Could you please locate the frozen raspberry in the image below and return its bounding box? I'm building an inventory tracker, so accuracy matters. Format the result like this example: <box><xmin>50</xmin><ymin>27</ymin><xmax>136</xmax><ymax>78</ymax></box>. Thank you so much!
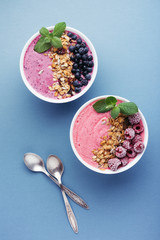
<box><xmin>126</xmin><ymin>148</ymin><xmax>136</xmax><ymax>158</ymax></box>
<box><xmin>115</xmin><ymin>146</ymin><xmax>127</xmax><ymax>158</ymax></box>
<box><xmin>128</xmin><ymin>112</ymin><xmax>141</xmax><ymax>125</ymax></box>
<box><xmin>133</xmin><ymin>123</ymin><xmax>144</xmax><ymax>134</ymax></box>
<box><xmin>121</xmin><ymin>157</ymin><xmax>129</xmax><ymax>166</ymax></box>
<box><xmin>124</xmin><ymin>128</ymin><xmax>135</xmax><ymax>140</ymax></box>
<box><xmin>134</xmin><ymin>141</ymin><xmax>145</xmax><ymax>153</ymax></box>
<box><xmin>132</xmin><ymin>135</ymin><xmax>143</xmax><ymax>145</ymax></box>
<box><xmin>122</xmin><ymin>140</ymin><xmax>132</xmax><ymax>150</ymax></box>
<box><xmin>108</xmin><ymin>158</ymin><xmax>121</xmax><ymax>171</ymax></box>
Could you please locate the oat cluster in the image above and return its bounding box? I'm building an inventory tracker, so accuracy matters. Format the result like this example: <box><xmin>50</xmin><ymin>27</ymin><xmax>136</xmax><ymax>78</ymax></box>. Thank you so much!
<box><xmin>47</xmin><ymin>33</ymin><xmax>76</xmax><ymax>99</ymax></box>
<box><xmin>92</xmin><ymin>114</ymin><xmax>129</xmax><ymax>169</ymax></box>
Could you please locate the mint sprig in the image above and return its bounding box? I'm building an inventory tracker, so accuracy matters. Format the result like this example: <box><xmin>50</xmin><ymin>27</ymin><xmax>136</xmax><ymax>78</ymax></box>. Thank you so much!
<box><xmin>93</xmin><ymin>96</ymin><xmax>138</xmax><ymax>119</ymax></box>
<box><xmin>34</xmin><ymin>22</ymin><xmax>66</xmax><ymax>53</ymax></box>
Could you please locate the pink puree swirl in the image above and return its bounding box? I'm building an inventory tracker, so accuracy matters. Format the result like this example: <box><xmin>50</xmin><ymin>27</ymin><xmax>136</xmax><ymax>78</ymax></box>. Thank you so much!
<box><xmin>72</xmin><ymin>99</ymin><xmax>145</xmax><ymax>169</ymax></box>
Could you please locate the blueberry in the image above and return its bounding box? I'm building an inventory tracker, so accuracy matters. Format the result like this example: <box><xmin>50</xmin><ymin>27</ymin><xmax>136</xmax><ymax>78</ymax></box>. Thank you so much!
<box><xmin>81</xmin><ymin>79</ymin><xmax>88</xmax><ymax>86</ymax></box>
<box><xmin>78</xmin><ymin>61</ymin><xmax>83</xmax><ymax>67</ymax></box>
<box><xmin>70</xmin><ymin>56</ymin><xmax>75</xmax><ymax>61</ymax></box>
<box><xmin>88</xmin><ymin>61</ymin><xmax>94</xmax><ymax>67</ymax></box>
<box><xmin>77</xmin><ymin>38</ymin><xmax>82</xmax><ymax>44</ymax></box>
<box><xmin>75</xmin><ymin>68</ymin><xmax>80</xmax><ymax>72</ymax></box>
<box><xmin>69</xmin><ymin>45</ymin><xmax>75</xmax><ymax>52</ymax></box>
<box><xmin>87</xmin><ymin>67</ymin><xmax>92</xmax><ymax>73</ymax></box>
<box><xmin>82</xmin><ymin>65</ymin><xmax>87</xmax><ymax>70</ymax></box>
<box><xmin>71</xmin><ymin>69</ymin><xmax>76</xmax><ymax>74</ymax></box>
<box><xmin>79</xmin><ymin>77</ymin><xmax>83</xmax><ymax>81</ymax></box>
<box><xmin>84</xmin><ymin>47</ymin><xmax>89</xmax><ymax>54</ymax></box>
<box><xmin>81</xmin><ymin>42</ymin><xmax>86</xmax><ymax>48</ymax></box>
<box><xmin>74</xmin><ymin>49</ymin><xmax>78</xmax><ymax>54</ymax></box>
<box><xmin>83</xmin><ymin>60</ymin><xmax>88</xmax><ymax>65</ymax></box>
<box><xmin>73</xmin><ymin>80</ymin><xmax>80</xmax><ymax>87</ymax></box>
<box><xmin>67</xmin><ymin>32</ymin><xmax>73</xmax><ymax>37</ymax></box>
<box><xmin>75</xmin><ymin>44</ymin><xmax>81</xmax><ymax>49</ymax></box>
<box><xmin>83</xmin><ymin>70</ymin><xmax>88</xmax><ymax>76</ymax></box>
<box><xmin>75</xmin><ymin>87</ymin><xmax>81</xmax><ymax>93</ymax></box>
<box><xmin>85</xmin><ymin>74</ymin><xmax>91</xmax><ymax>80</ymax></box>
<box><xmin>75</xmin><ymin>72</ymin><xmax>81</xmax><ymax>79</ymax></box>
<box><xmin>73</xmin><ymin>63</ymin><xmax>78</xmax><ymax>69</ymax></box>
<box><xmin>79</xmin><ymin>48</ymin><xmax>85</xmax><ymax>55</ymax></box>
<box><xmin>88</xmin><ymin>55</ymin><xmax>93</xmax><ymax>61</ymax></box>
<box><xmin>82</xmin><ymin>54</ymin><xmax>88</xmax><ymax>60</ymax></box>
<box><xmin>72</xmin><ymin>34</ymin><xmax>77</xmax><ymax>40</ymax></box>
<box><xmin>75</xmin><ymin>53</ymin><xmax>81</xmax><ymax>59</ymax></box>
<box><xmin>74</xmin><ymin>58</ymin><xmax>79</xmax><ymax>63</ymax></box>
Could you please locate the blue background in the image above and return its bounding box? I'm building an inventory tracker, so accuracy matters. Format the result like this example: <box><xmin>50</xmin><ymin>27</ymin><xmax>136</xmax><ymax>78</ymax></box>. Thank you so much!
<box><xmin>0</xmin><ymin>0</ymin><xmax>159</xmax><ymax>239</ymax></box>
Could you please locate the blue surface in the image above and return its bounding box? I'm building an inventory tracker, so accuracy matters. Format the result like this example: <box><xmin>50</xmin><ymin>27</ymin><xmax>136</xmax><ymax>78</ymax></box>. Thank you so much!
<box><xmin>0</xmin><ymin>0</ymin><xmax>159</xmax><ymax>239</ymax></box>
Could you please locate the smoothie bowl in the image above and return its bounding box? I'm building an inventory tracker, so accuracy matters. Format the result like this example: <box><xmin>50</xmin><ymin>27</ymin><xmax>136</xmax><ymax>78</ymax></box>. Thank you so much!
<box><xmin>20</xmin><ymin>22</ymin><xmax>98</xmax><ymax>103</ymax></box>
<box><xmin>70</xmin><ymin>96</ymin><xmax>148</xmax><ymax>174</ymax></box>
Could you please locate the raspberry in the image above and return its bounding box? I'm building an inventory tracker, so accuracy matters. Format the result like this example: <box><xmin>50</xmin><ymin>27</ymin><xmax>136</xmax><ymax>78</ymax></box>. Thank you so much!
<box><xmin>122</xmin><ymin>140</ymin><xmax>132</xmax><ymax>150</ymax></box>
<box><xmin>115</xmin><ymin>146</ymin><xmax>127</xmax><ymax>158</ymax></box>
<box><xmin>133</xmin><ymin>122</ymin><xmax>144</xmax><ymax>134</ymax></box>
<box><xmin>134</xmin><ymin>141</ymin><xmax>145</xmax><ymax>153</ymax></box>
<box><xmin>108</xmin><ymin>158</ymin><xmax>121</xmax><ymax>171</ymax></box>
<box><xmin>126</xmin><ymin>148</ymin><xmax>136</xmax><ymax>158</ymax></box>
<box><xmin>121</xmin><ymin>157</ymin><xmax>129</xmax><ymax>167</ymax></box>
<box><xmin>124</xmin><ymin>128</ymin><xmax>135</xmax><ymax>140</ymax></box>
<box><xmin>128</xmin><ymin>112</ymin><xmax>141</xmax><ymax>125</ymax></box>
<box><xmin>132</xmin><ymin>135</ymin><xmax>143</xmax><ymax>145</ymax></box>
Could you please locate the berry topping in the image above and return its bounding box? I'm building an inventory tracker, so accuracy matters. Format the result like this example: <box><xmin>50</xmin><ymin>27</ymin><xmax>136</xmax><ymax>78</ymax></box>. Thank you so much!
<box><xmin>77</xmin><ymin>38</ymin><xmax>82</xmax><ymax>44</ymax></box>
<box><xmin>81</xmin><ymin>42</ymin><xmax>86</xmax><ymax>48</ymax></box>
<box><xmin>126</xmin><ymin>148</ymin><xmax>136</xmax><ymax>158</ymax></box>
<box><xmin>79</xmin><ymin>48</ymin><xmax>85</xmax><ymax>55</ymax></box>
<box><xmin>75</xmin><ymin>87</ymin><xmax>81</xmax><ymax>93</ymax></box>
<box><xmin>124</xmin><ymin>128</ymin><xmax>135</xmax><ymax>140</ymax></box>
<box><xmin>73</xmin><ymin>80</ymin><xmax>80</xmax><ymax>87</ymax></box>
<box><xmin>75</xmin><ymin>53</ymin><xmax>81</xmax><ymax>59</ymax></box>
<box><xmin>108</xmin><ymin>158</ymin><xmax>121</xmax><ymax>171</ymax></box>
<box><xmin>84</xmin><ymin>47</ymin><xmax>89</xmax><ymax>53</ymax></box>
<box><xmin>69</xmin><ymin>45</ymin><xmax>75</xmax><ymax>52</ymax></box>
<box><xmin>88</xmin><ymin>61</ymin><xmax>94</xmax><ymax>67</ymax></box>
<box><xmin>82</xmin><ymin>54</ymin><xmax>88</xmax><ymax>60</ymax></box>
<box><xmin>81</xmin><ymin>79</ymin><xmax>88</xmax><ymax>86</ymax></box>
<box><xmin>121</xmin><ymin>157</ymin><xmax>129</xmax><ymax>167</ymax></box>
<box><xmin>88</xmin><ymin>55</ymin><xmax>93</xmax><ymax>61</ymax></box>
<box><xmin>75</xmin><ymin>44</ymin><xmax>81</xmax><ymax>49</ymax></box>
<box><xmin>122</xmin><ymin>140</ymin><xmax>132</xmax><ymax>150</ymax></box>
<box><xmin>128</xmin><ymin>112</ymin><xmax>141</xmax><ymax>125</ymax></box>
<box><xmin>134</xmin><ymin>141</ymin><xmax>145</xmax><ymax>153</ymax></box>
<box><xmin>75</xmin><ymin>72</ymin><xmax>81</xmax><ymax>79</ymax></box>
<box><xmin>85</xmin><ymin>74</ymin><xmax>91</xmax><ymax>80</ymax></box>
<box><xmin>72</xmin><ymin>34</ymin><xmax>77</xmax><ymax>40</ymax></box>
<box><xmin>132</xmin><ymin>135</ymin><xmax>143</xmax><ymax>145</ymax></box>
<box><xmin>133</xmin><ymin>123</ymin><xmax>144</xmax><ymax>134</ymax></box>
<box><xmin>87</xmin><ymin>67</ymin><xmax>93</xmax><ymax>73</ymax></box>
<box><xmin>67</xmin><ymin>32</ymin><xmax>73</xmax><ymax>37</ymax></box>
<box><xmin>115</xmin><ymin>146</ymin><xmax>127</xmax><ymax>158</ymax></box>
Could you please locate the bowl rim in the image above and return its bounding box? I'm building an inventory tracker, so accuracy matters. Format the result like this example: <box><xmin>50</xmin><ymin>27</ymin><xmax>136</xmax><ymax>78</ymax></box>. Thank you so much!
<box><xmin>70</xmin><ymin>95</ymin><xmax>149</xmax><ymax>174</ymax></box>
<box><xmin>20</xmin><ymin>26</ymin><xmax>98</xmax><ymax>103</ymax></box>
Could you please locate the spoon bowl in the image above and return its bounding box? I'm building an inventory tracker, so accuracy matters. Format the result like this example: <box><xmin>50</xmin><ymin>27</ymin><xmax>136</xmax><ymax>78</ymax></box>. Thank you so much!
<box><xmin>24</xmin><ymin>153</ymin><xmax>45</xmax><ymax>172</ymax></box>
<box><xmin>47</xmin><ymin>155</ymin><xmax>64</xmax><ymax>182</ymax></box>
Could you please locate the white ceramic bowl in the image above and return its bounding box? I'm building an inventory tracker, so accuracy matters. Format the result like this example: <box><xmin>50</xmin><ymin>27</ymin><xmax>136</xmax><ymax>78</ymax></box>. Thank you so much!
<box><xmin>20</xmin><ymin>26</ymin><xmax>98</xmax><ymax>103</ymax></box>
<box><xmin>70</xmin><ymin>95</ymin><xmax>149</xmax><ymax>174</ymax></box>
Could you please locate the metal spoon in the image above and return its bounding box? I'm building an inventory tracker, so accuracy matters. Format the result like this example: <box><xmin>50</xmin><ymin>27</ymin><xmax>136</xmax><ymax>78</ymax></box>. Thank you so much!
<box><xmin>47</xmin><ymin>155</ymin><xmax>78</xmax><ymax>233</ymax></box>
<box><xmin>24</xmin><ymin>153</ymin><xmax>88</xmax><ymax>209</ymax></box>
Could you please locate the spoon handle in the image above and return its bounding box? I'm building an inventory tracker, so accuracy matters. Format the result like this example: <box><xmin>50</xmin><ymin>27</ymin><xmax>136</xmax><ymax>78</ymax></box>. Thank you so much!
<box><xmin>61</xmin><ymin>184</ymin><xmax>89</xmax><ymax>209</ymax></box>
<box><xmin>46</xmin><ymin>172</ymin><xmax>89</xmax><ymax>209</ymax></box>
<box><xmin>61</xmin><ymin>186</ymin><xmax>78</xmax><ymax>234</ymax></box>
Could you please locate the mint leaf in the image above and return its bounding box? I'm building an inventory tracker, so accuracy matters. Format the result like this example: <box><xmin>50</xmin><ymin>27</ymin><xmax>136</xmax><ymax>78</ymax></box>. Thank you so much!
<box><xmin>51</xmin><ymin>36</ymin><xmax>62</xmax><ymax>48</ymax></box>
<box><xmin>93</xmin><ymin>99</ymin><xmax>114</xmax><ymax>113</ymax></box>
<box><xmin>34</xmin><ymin>36</ymin><xmax>51</xmax><ymax>53</ymax></box>
<box><xmin>106</xmin><ymin>96</ymin><xmax>117</xmax><ymax>106</ymax></box>
<box><xmin>44</xmin><ymin>37</ymin><xmax>51</xmax><ymax>43</ymax></box>
<box><xmin>39</xmin><ymin>27</ymin><xmax>49</xmax><ymax>37</ymax></box>
<box><xmin>52</xmin><ymin>22</ymin><xmax>66</xmax><ymax>37</ymax></box>
<box><xmin>118</xmin><ymin>102</ymin><xmax>138</xmax><ymax>115</ymax></box>
<box><xmin>111</xmin><ymin>107</ymin><xmax>120</xmax><ymax>119</ymax></box>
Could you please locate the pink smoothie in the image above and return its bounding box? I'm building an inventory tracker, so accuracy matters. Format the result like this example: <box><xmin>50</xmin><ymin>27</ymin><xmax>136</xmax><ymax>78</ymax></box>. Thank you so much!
<box><xmin>23</xmin><ymin>31</ymin><xmax>94</xmax><ymax>99</ymax></box>
<box><xmin>72</xmin><ymin>99</ymin><xmax>145</xmax><ymax>169</ymax></box>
